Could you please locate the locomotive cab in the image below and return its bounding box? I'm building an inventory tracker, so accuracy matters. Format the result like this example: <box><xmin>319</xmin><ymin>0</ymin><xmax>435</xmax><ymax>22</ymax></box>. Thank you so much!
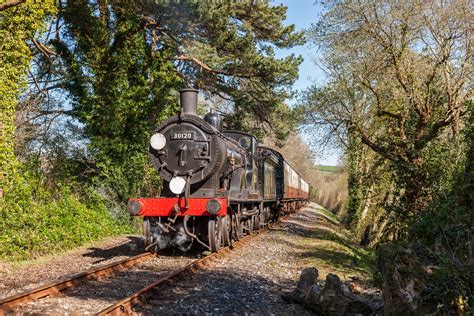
<box><xmin>223</xmin><ymin>131</ymin><xmax>258</xmax><ymax>193</ymax></box>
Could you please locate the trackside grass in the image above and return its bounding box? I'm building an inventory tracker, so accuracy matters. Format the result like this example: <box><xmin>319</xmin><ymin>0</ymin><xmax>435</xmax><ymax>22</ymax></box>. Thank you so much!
<box><xmin>298</xmin><ymin>205</ymin><xmax>377</xmax><ymax>281</ymax></box>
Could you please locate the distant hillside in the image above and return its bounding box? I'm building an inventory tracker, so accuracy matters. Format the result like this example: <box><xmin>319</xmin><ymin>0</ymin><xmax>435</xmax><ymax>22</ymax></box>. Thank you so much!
<box><xmin>315</xmin><ymin>165</ymin><xmax>341</xmax><ymax>173</ymax></box>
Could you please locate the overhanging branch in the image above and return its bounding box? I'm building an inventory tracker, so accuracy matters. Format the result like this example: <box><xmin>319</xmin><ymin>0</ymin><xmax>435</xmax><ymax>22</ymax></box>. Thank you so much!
<box><xmin>0</xmin><ymin>0</ymin><xmax>25</xmax><ymax>11</ymax></box>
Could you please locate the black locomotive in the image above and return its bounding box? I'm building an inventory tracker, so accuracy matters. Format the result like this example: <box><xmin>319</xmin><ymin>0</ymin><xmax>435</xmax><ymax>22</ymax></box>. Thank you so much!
<box><xmin>127</xmin><ymin>89</ymin><xmax>309</xmax><ymax>252</ymax></box>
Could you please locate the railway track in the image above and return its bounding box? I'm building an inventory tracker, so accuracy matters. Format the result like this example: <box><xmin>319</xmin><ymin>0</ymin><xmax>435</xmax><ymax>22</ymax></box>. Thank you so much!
<box><xmin>0</xmin><ymin>252</ymin><xmax>154</xmax><ymax>315</ymax></box>
<box><xmin>98</xmin><ymin>233</ymin><xmax>256</xmax><ymax>315</ymax></box>
<box><xmin>0</xmin><ymin>225</ymin><xmax>270</xmax><ymax>315</ymax></box>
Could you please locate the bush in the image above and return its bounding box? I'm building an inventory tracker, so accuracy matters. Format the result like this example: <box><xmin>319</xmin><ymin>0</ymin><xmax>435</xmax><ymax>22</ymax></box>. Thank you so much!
<box><xmin>0</xmin><ymin>168</ymin><xmax>135</xmax><ymax>261</ymax></box>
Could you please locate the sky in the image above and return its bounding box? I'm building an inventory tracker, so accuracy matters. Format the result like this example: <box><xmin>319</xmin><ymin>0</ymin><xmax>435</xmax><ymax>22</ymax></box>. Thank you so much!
<box><xmin>274</xmin><ymin>0</ymin><xmax>324</xmax><ymax>94</ymax></box>
<box><xmin>272</xmin><ymin>0</ymin><xmax>341</xmax><ymax>166</ymax></box>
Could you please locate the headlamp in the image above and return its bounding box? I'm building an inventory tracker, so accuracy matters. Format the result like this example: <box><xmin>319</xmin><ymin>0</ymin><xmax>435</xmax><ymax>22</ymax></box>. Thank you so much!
<box><xmin>150</xmin><ymin>133</ymin><xmax>166</xmax><ymax>150</ymax></box>
<box><xmin>169</xmin><ymin>176</ymin><xmax>186</xmax><ymax>195</ymax></box>
<box><xmin>127</xmin><ymin>200</ymin><xmax>143</xmax><ymax>216</ymax></box>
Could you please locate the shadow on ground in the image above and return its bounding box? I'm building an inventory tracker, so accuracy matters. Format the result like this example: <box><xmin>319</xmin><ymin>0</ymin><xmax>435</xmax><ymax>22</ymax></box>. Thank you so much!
<box><xmin>29</xmin><ymin>204</ymin><xmax>376</xmax><ymax>315</ymax></box>
<box><xmin>272</xmin><ymin>205</ymin><xmax>376</xmax><ymax>277</ymax></box>
<box><xmin>51</xmin><ymin>265</ymin><xmax>311</xmax><ymax>315</ymax></box>
<box><xmin>82</xmin><ymin>236</ymin><xmax>144</xmax><ymax>263</ymax></box>
<box><xmin>82</xmin><ymin>236</ymin><xmax>212</xmax><ymax>264</ymax></box>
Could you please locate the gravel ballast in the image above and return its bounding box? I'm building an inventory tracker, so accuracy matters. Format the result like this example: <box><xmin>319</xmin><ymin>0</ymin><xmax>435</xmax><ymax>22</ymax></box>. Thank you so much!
<box><xmin>136</xmin><ymin>203</ymin><xmax>381</xmax><ymax>315</ymax></box>
<box><xmin>1</xmin><ymin>203</ymin><xmax>381</xmax><ymax>314</ymax></box>
<box><xmin>12</xmin><ymin>255</ymin><xmax>199</xmax><ymax>314</ymax></box>
<box><xmin>0</xmin><ymin>235</ymin><xmax>145</xmax><ymax>300</ymax></box>
<box><xmin>0</xmin><ymin>235</ymin><xmax>148</xmax><ymax>298</ymax></box>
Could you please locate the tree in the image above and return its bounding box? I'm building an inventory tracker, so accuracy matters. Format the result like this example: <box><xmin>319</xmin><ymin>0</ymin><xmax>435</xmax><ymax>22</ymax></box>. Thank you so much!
<box><xmin>0</xmin><ymin>0</ymin><xmax>56</xmax><ymax>199</ymax></box>
<box><xmin>303</xmin><ymin>1</ymin><xmax>472</xmax><ymax>224</ymax></box>
<box><xmin>23</xmin><ymin>1</ymin><xmax>304</xmax><ymax>200</ymax></box>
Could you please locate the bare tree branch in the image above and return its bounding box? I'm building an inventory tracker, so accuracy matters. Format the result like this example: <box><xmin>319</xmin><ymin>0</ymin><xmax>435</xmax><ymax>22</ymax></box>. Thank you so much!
<box><xmin>0</xmin><ymin>0</ymin><xmax>25</xmax><ymax>11</ymax></box>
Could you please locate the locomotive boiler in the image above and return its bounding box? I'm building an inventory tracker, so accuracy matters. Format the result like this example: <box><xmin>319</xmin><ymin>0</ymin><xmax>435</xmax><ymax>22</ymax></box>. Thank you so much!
<box><xmin>127</xmin><ymin>89</ymin><xmax>309</xmax><ymax>252</ymax></box>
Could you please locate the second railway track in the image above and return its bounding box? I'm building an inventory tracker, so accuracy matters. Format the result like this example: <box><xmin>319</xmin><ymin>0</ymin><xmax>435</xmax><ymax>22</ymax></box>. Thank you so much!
<box><xmin>0</xmin><ymin>252</ymin><xmax>155</xmax><ymax>315</ymax></box>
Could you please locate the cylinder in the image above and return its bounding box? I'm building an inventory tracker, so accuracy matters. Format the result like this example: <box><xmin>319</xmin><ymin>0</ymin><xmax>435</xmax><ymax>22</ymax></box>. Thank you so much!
<box><xmin>180</xmin><ymin>88</ymin><xmax>198</xmax><ymax>116</ymax></box>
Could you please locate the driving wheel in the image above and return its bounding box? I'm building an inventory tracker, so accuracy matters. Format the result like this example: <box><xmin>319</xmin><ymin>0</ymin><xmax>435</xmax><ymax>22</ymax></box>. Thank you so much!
<box><xmin>208</xmin><ymin>217</ymin><xmax>222</xmax><ymax>252</ymax></box>
<box><xmin>222</xmin><ymin>215</ymin><xmax>231</xmax><ymax>246</ymax></box>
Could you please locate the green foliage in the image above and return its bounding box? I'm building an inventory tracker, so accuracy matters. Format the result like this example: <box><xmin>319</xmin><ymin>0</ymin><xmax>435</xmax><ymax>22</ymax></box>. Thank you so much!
<box><xmin>0</xmin><ymin>0</ymin><xmax>304</xmax><ymax>262</ymax></box>
<box><xmin>178</xmin><ymin>0</ymin><xmax>304</xmax><ymax>128</ymax></box>
<box><xmin>379</xmin><ymin>237</ymin><xmax>471</xmax><ymax>313</ymax></box>
<box><xmin>304</xmin><ymin>2</ymin><xmax>472</xmax><ymax>308</ymax></box>
<box><xmin>407</xmin><ymin>103</ymin><xmax>474</xmax><ymax>309</ymax></box>
<box><xmin>227</xmin><ymin>97</ymin><xmax>302</xmax><ymax>143</ymax></box>
<box><xmin>0</xmin><ymin>0</ymin><xmax>56</xmax><ymax>195</ymax></box>
<box><xmin>0</xmin><ymin>1</ymin><xmax>133</xmax><ymax>263</ymax></box>
<box><xmin>314</xmin><ymin>165</ymin><xmax>340</xmax><ymax>173</ymax></box>
<box><xmin>38</xmin><ymin>0</ymin><xmax>304</xmax><ymax>201</ymax></box>
<box><xmin>50</xmin><ymin>1</ymin><xmax>182</xmax><ymax>200</ymax></box>
<box><xmin>0</xmin><ymin>167</ymin><xmax>133</xmax><ymax>261</ymax></box>
<box><xmin>303</xmin><ymin>0</ymin><xmax>472</xmax><ymax>232</ymax></box>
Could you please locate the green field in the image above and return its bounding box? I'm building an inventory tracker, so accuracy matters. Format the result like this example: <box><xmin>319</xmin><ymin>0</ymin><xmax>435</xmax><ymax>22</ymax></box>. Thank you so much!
<box><xmin>315</xmin><ymin>165</ymin><xmax>341</xmax><ymax>173</ymax></box>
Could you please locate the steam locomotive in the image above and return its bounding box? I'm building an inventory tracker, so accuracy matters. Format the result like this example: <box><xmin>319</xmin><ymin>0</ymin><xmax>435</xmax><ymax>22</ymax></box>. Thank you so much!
<box><xmin>127</xmin><ymin>89</ymin><xmax>309</xmax><ymax>252</ymax></box>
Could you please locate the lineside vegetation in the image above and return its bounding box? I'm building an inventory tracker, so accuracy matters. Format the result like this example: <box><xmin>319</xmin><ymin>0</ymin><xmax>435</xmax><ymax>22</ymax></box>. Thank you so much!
<box><xmin>301</xmin><ymin>1</ymin><xmax>472</xmax><ymax>312</ymax></box>
<box><xmin>0</xmin><ymin>1</ymin><xmax>303</xmax><ymax>261</ymax></box>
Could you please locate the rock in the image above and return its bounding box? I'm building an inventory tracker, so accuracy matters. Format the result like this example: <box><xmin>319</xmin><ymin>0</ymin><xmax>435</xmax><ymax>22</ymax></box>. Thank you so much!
<box><xmin>296</xmin><ymin>267</ymin><xmax>318</xmax><ymax>295</ymax></box>
<box><xmin>316</xmin><ymin>274</ymin><xmax>373</xmax><ymax>315</ymax></box>
<box><xmin>282</xmin><ymin>268</ymin><xmax>374</xmax><ymax>315</ymax></box>
<box><xmin>281</xmin><ymin>267</ymin><xmax>319</xmax><ymax>304</ymax></box>
<box><xmin>306</xmin><ymin>284</ymin><xmax>322</xmax><ymax>303</ymax></box>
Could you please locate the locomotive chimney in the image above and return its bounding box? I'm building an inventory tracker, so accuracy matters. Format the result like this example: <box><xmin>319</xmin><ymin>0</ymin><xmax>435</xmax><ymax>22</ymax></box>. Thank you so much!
<box><xmin>180</xmin><ymin>88</ymin><xmax>198</xmax><ymax>116</ymax></box>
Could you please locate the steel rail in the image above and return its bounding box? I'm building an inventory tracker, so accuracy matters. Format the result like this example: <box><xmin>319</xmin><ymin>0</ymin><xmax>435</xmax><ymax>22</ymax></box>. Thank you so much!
<box><xmin>0</xmin><ymin>252</ymin><xmax>154</xmax><ymax>315</ymax></box>
<box><xmin>98</xmin><ymin>213</ymin><xmax>298</xmax><ymax>315</ymax></box>
<box><xmin>0</xmin><ymin>210</ymin><xmax>299</xmax><ymax>315</ymax></box>
<box><xmin>98</xmin><ymin>233</ymin><xmax>259</xmax><ymax>316</ymax></box>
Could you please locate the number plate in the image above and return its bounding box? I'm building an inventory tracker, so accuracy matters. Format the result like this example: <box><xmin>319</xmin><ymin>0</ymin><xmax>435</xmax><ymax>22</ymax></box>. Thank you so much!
<box><xmin>170</xmin><ymin>132</ymin><xmax>194</xmax><ymax>140</ymax></box>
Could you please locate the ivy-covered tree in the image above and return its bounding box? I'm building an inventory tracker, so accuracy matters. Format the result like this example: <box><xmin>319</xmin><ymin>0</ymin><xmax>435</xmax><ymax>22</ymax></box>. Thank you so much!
<box><xmin>0</xmin><ymin>0</ymin><xmax>56</xmax><ymax>199</ymax></box>
<box><xmin>301</xmin><ymin>2</ymin><xmax>472</xmax><ymax>309</ymax></box>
